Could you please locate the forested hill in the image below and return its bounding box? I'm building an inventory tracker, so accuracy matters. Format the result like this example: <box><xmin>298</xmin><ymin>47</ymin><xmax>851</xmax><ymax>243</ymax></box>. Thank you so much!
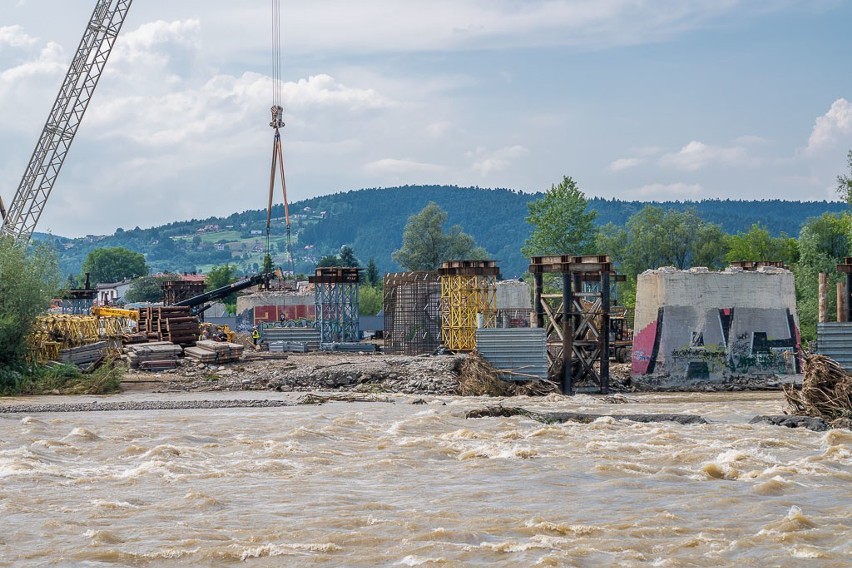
<box><xmin>46</xmin><ymin>185</ymin><xmax>847</xmax><ymax>279</ymax></box>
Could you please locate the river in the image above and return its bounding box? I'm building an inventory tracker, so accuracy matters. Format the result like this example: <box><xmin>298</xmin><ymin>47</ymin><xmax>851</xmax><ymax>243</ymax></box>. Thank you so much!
<box><xmin>0</xmin><ymin>391</ymin><xmax>849</xmax><ymax>566</ymax></box>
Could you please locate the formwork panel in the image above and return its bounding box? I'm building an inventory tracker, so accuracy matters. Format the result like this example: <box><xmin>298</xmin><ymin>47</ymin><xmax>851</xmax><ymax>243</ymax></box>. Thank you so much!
<box><xmin>440</xmin><ymin>273</ymin><xmax>497</xmax><ymax>351</ymax></box>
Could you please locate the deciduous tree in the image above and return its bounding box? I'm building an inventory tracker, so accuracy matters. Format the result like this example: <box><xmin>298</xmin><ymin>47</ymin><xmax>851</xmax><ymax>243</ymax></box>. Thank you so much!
<box><xmin>392</xmin><ymin>202</ymin><xmax>487</xmax><ymax>271</ymax></box>
<box><xmin>0</xmin><ymin>238</ymin><xmax>61</xmax><ymax>370</ymax></box>
<box><xmin>521</xmin><ymin>176</ymin><xmax>597</xmax><ymax>258</ymax></box>
<box><xmin>81</xmin><ymin>247</ymin><xmax>147</xmax><ymax>284</ymax></box>
<box><xmin>836</xmin><ymin>150</ymin><xmax>852</xmax><ymax>205</ymax></box>
<box><xmin>124</xmin><ymin>274</ymin><xmax>174</xmax><ymax>303</ymax></box>
<box><xmin>725</xmin><ymin>223</ymin><xmax>798</xmax><ymax>265</ymax></box>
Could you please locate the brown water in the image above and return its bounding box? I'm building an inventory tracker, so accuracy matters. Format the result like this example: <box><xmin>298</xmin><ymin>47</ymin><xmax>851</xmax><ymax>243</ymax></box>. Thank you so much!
<box><xmin>1</xmin><ymin>391</ymin><xmax>850</xmax><ymax>566</ymax></box>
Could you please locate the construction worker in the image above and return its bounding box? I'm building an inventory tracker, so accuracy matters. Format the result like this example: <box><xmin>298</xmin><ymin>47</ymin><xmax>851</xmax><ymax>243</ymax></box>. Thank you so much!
<box><xmin>252</xmin><ymin>326</ymin><xmax>260</xmax><ymax>346</ymax></box>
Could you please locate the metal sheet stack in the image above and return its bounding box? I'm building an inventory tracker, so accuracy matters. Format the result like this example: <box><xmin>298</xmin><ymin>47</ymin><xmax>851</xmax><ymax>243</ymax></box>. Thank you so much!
<box><xmin>58</xmin><ymin>341</ymin><xmax>107</xmax><ymax>368</ymax></box>
<box><xmin>138</xmin><ymin>306</ymin><xmax>199</xmax><ymax>346</ymax></box>
<box><xmin>184</xmin><ymin>340</ymin><xmax>245</xmax><ymax>364</ymax></box>
<box><xmin>261</xmin><ymin>327</ymin><xmax>321</xmax><ymax>351</ymax></box>
<box><xmin>124</xmin><ymin>342</ymin><xmax>184</xmax><ymax>371</ymax></box>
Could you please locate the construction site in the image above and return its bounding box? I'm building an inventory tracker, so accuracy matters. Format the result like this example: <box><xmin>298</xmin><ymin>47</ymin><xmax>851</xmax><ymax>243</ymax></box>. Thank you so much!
<box><xmin>1</xmin><ymin>0</ymin><xmax>851</xmax><ymax>433</ymax></box>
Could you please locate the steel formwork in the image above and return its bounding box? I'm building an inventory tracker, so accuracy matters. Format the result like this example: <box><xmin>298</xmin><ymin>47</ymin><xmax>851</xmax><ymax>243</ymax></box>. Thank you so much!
<box><xmin>439</xmin><ymin>261</ymin><xmax>499</xmax><ymax>351</ymax></box>
<box><xmin>383</xmin><ymin>272</ymin><xmax>441</xmax><ymax>355</ymax></box>
<box><xmin>529</xmin><ymin>255</ymin><xmax>614</xmax><ymax>395</ymax></box>
<box><xmin>310</xmin><ymin>267</ymin><xmax>360</xmax><ymax>343</ymax></box>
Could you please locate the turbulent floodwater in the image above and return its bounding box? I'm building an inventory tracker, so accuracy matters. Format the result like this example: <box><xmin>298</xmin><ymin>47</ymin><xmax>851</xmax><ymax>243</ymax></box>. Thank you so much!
<box><xmin>0</xmin><ymin>391</ymin><xmax>850</xmax><ymax>567</ymax></box>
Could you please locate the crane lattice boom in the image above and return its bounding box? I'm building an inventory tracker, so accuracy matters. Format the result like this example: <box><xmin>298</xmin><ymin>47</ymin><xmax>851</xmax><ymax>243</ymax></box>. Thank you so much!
<box><xmin>0</xmin><ymin>0</ymin><xmax>133</xmax><ymax>242</ymax></box>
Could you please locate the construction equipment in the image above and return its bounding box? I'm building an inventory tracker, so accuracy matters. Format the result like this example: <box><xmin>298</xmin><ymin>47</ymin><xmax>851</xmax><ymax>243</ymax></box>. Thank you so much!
<box><xmin>174</xmin><ymin>272</ymin><xmax>273</xmax><ymax>316</ymax></box>
<box><xmin>265</xmin><ymin>0</ymin><xmax>295</xmax><ymax>275</ymax></box>
<box><xmin>0</xmin><ymin>0</ymin><xmax>133</xmax><ymax>242</ymax></box>
<box><xmin>199</xmin><ymin>322</ymin><xmax>237</xmax><ymax>343</ymax></box>
<box><xmin>92</xmin><ymin>306</ymin><xmax>140</xmax><ymax>321</ymax></box>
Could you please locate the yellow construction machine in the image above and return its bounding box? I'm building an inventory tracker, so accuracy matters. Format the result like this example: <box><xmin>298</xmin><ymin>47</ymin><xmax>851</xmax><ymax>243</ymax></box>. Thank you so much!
<box><xmin>91</xmin><ymin>306</ymin><xmax>140</xmax><ymax>321</ymax></box>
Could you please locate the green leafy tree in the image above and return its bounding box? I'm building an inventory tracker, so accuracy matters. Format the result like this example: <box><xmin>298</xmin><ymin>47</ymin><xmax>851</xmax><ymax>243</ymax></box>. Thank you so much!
<box><xmin>339</xmin><ymin>245</ymin><xmax>359</xmax><ymax>267</ymax></box>
<box><xmin>0</xmin><ymin>238</ymin><xmax>61</xmax><ymax>370</ymax></box>
<box><xmin>836</xmin><ymin>150</ymin><xmax>852</xmax><ymax>205</ymax></box>
<box><xmin>725</xmin><ymin>223</ymin><xmax>799</xmax><ymax>265</ymax></box>
<box><xmin>365</xmin><ymin>258</ymin><xmax>380</xmax><ymax>287</ymax></box>
<box><xmin>521</xmin><ymin>176</ymin><xmax>597</xmax><ymax>258</ymax></box>
<box><xmin>81</xmin><ymin>247</ymin><xmax>147</xmax><ymax>284</ymax></box>
<box><xmin>317</xmin><ymin>254</ymin><xmax>340</xmax><ymax>267</ymax></box>
<box><xmin>392</xmin><ymin>202</ymin><xmax>487</xmax><ymax>271</ymax></box>
<box><xmin>359</xmin><ymin>285</ymin><xmax>383</xmax><ymax>316</ymax></box>
<box><xmin>594</xmin><ymin>207</ymin><xmax>728</xmax><ymax>307</ymax></box>
<box><xmin>793</xmin><ymin>213</ymin><xmax>852</xmax><ymax>341</ymax></box>
<box><xmin>206</xmin><ymin>264</ymin><xmax>240</xmax><ymax>306</ymax></box>
<box><xmin>262</xmin><ymin>253</ymin><xmax>274</xmax><ymax>273</ymax></box>
<box><xmin>125</xmin><ymin>274</ymin><xmax>174</xmax><ymax>303</ymax></box>
<box><xmin>617</xmin><ymin>206</ymin><xmax>727</xmax><ymax>275</ymax></box>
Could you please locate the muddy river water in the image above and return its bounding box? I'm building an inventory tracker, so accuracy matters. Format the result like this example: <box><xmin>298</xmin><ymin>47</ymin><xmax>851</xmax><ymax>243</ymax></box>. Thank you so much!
<box><xmin>0</xmin><ymin>391</ymin><xmax>849</xmax><ymax>566</ymax></box>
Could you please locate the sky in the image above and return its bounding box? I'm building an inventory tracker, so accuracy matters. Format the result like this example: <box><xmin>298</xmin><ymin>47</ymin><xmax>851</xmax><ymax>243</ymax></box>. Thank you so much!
<box><xmin>1</xmin><ymin>0</ymin><xmax>851</xmax><ymax>238</ymax></box>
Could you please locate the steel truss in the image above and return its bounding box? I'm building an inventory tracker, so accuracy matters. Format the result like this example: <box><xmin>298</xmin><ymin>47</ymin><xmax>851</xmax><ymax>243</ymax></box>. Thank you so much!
<box><xmin>311</xmin><ymin>267</ymin><xmax>360</xmax><ymax>343</ymax></box>
<box><xmin>1</xmin><ymin>0</ymin><xmax>133</xmax><ymax>241</ymax></box>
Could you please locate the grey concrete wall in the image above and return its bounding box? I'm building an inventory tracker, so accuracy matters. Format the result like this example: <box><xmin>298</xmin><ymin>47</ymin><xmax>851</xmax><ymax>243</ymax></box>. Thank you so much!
<box><xmin>632</xmin><ymin>267</ymin><xmax>800</xmax><ymax>385</ymax></box>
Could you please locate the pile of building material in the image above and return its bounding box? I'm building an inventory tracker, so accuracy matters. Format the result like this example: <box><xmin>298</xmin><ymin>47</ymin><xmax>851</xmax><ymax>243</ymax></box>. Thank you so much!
<box><xmin>184</xmin><ymin>340</ymin><xmax>245</xmax><ymax>364</ymax></box>
<box><xmin>58</xmin><ymin>341</ymin><xmax>107</xmax><ymax>369</ymax></box>
<box><xmin>138</xmin><ymin>307</ymin><xmax>199</xmax><ymax>346</ymax></box>
<box><xmin>261</xmin><ymin>327</ymin><xmax>321</xmax><ymax>351</ymax></box>
<box><xmin>124</xmin><ymin>342</ymin><xmax>183</xmax><ymax>371</ymax></box>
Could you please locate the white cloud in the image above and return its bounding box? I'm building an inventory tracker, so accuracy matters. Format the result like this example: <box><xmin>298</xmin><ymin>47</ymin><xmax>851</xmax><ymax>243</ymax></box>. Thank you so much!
<box><xmin>283</xmin><ymin>74</ymin><xmax>391</xmax><ymax>111</ymax></box>
<box><xmin>469</xmin><ymin>145</ymin><xmax>529</xmax><ymax>176</ymax></box>
<box><xmin>608</xmin><ymin>157</ymin><xmax>642</xmax><ymax>171</ymax></box>
<box><xmin>806</xmin><ymin>98</ymin><xmax>852</xmax><ymax>153</ymax></box>
<box><xmin>363</xmin><ymin>158</ymin><xmax>445</xmax><ymax>175</ymax></box>
<box><xmin>0</xmin><ymin>25</ymin><xmax>37</xmax><ymax>48</ymax></box>
<box><xmin>0</xmin><ymin>41</ymin><xmax>64</xmax><ymax>82</ymax></box>
<box><xmin>659</xmin><ymin>140</ymin><xmax>751</xmax><ymax>171</ymax></box>
<box><xmin>625</xmin><ymin>182</ymin><xmax>703</xmax><ymax>200</ymax></box>
<box><xmin>426</xmin><ymin>121</ymin><xmax>456</xmax><ymax>138</ymax></box>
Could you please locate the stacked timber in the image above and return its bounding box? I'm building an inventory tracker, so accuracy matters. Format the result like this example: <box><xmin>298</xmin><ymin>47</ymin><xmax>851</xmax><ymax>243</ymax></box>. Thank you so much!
<box><xmin>58</xmin><ymin>341</ymin><xmax>107</xmax><ymax>368</ymax></box>
<box><xmin>184</xmin><ymin>340</ymin><xmax>245</xmax><ymax>364</ymax></box>
<box><xmin>124</xmin><ymin>342</ymin><xmax>183</xmax><ymax>370</ymax></box>
<box><xmin>122</xmin><ymin>332</ymin><xmax>149</xmax><ymax>345</ymax></box>
<box><xmin>138</xmin><ymin>306</ymin><xmax>199</xmax><ymax>346</ymax></box>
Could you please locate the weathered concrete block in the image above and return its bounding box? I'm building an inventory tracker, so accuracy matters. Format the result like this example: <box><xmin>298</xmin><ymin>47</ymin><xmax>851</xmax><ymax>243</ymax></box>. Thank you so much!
<box><xmin>632</xmin><ymin>268</ymin><xmax>800</xmax><ymax>386</ymax></box>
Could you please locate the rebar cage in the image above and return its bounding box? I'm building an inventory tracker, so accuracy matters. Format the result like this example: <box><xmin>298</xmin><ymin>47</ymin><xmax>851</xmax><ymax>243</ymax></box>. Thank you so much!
<box><xmin>383</xmin><ymin>272</ymin><xmax>441</xmax><ymax>355</ymax></box>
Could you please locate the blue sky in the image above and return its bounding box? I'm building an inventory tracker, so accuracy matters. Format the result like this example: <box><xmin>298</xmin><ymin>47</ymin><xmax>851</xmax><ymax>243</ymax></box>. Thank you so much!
<box><xmin>1</xmin><ymin>0</ymin><xmax>851</xmax><ymax>237</ymax></box>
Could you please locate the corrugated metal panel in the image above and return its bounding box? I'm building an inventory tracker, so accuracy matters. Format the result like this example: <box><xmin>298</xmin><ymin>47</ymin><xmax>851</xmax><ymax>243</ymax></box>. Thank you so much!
<box><xmin>261</xmin><ymin>328</ymin><xmax>321</xmax><ymax>351</ymax></box>
<box><xmin>816</xmin><ymin>322</ymin><xmax>852</xmax><ymax>369</ymax></box>
<box><xmin>475</xmin><ymin>328</ymin><xmax>548</xmax><ymax>381</ymax></box>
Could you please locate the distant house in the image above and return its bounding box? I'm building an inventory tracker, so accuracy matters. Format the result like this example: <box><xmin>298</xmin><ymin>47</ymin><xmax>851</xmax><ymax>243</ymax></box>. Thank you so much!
<box><xmin>215</xmin><ymin>243</ymin><xmax>226</xmax><ymax>251</ymax></box>
<box><xmin>250</xmin><ymin>229</ymin><xmax>263</xmax><ymax>236</ymax></box>
<box><xmin>95</xmin><ymin>278</ymin><xmax>133</xmax><ymax>305</ymax></box>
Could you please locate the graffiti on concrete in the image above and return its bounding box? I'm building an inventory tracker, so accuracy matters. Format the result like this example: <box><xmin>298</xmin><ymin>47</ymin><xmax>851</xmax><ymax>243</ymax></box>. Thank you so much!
<box><xmin>632</xmin><ymin>306</ymin><xmax>800</xmax><ymax>380</ymax></box>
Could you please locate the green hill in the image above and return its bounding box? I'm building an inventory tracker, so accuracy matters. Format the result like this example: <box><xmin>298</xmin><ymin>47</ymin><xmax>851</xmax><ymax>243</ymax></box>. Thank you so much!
<box><xmin>43</xmin><ymin>185</ymin><xmax>847</xmax><ymax>280</ymax></box>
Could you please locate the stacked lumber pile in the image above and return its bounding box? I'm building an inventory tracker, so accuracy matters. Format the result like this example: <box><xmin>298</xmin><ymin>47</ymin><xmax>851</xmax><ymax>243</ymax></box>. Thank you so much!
<box><xmin>124</xmin><ymin>342</ymin><xmax>183</xmax><ymax>371</ymax></box>
<box><xmin>138</xmin><ymin>307</ymin><xmax>199</xmax><ymax>346</ymax></box>
<box><xmin>58</xmin><ymin>341</ymin><xmax>107</xmax><ymax>369</ymax></box>
<box><xmin>122</xmin><ymin>332</ymin><xmax>149</xmax><ymax>345</ymax></box>
<box><xmin>184</xmin><ymin>340</ymin><xmax>245</xmax><ymax>364</ymax></box>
